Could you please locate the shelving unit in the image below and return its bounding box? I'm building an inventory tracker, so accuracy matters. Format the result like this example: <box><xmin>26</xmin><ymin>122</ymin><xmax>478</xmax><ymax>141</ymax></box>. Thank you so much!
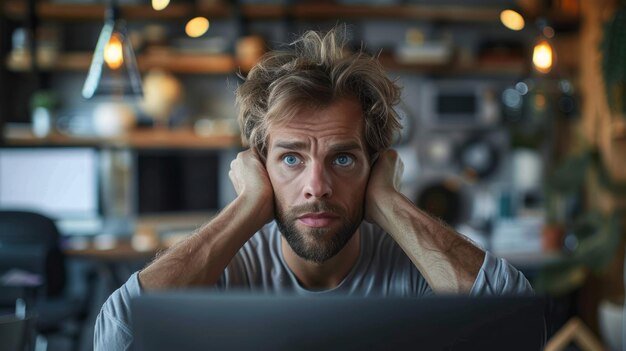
<box><xmin>2</xmin><ymin>1</ymin><xmax>531</xmax><ymax>77</ymax></box>
<box><xmin>6</xmin><ymin>51</ymin><xmax>238</xmax><ymax>74</ymax></box>
<box><xmin>3</xmin><ymin>2</ymin><xmax>505</xmax><ymax>23</ymax></box>
<box><xmin>0</xmin><ymin>0</ymin><xmax>539</xmax><ymax>137</ymax></box>
<box><xmin>4</xmin><ymin>128</ymin><xmax>241</xmax><ymax>149</ymax></box>
<box><xmin>2</xmin><ymin>2</ymin><xmax>224</xmax><ymax>21</ymax></box>
<box><xmin>5</xmin><ymin>50</ymin><xmax>525</xmax><ymax>76</ymax></box>
<box><xmin>378</xmin><ymin>55</ymin><xmax>526</xmax><ymax>76</ymax></box>
<box><xmin>291</xmin><ymin>3</ymin><xmax>501</xmax><ymax>22</ymax></box>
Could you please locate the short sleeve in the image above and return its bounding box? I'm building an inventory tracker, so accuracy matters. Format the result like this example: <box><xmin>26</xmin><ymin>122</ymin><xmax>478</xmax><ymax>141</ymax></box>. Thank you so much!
<box><xmin>469</xmin><ymin>251</ymin><xmax>534</xmax><ymax>296</ymax></box>
<box><xmin>94</xmin><ymin>272</ymin><xmax>142</xmax><ymax>351</ymax></box>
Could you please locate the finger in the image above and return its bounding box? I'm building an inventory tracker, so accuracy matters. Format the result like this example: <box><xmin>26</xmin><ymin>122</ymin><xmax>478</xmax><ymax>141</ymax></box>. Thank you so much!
<box><xmin>228</xmin><ymin>170</ymin><xmax>240</xmax><ymax>194</ymax></box>
<box><xmin>390</xmin><ymin>152</ymin><xmax>403</xmax><ymax>189</ymax></box>
<box><xmin>394</xmin><ymin>162</ymin><xmax>404</xmax><ymax>190</ymax></box>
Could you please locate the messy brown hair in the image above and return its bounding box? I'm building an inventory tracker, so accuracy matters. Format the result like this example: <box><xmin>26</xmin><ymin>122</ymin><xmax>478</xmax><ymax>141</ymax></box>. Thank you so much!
<box><xmin>236</xmin><ymin>26</ymin><xmax>402</xmax><ymax>157</ymax></box>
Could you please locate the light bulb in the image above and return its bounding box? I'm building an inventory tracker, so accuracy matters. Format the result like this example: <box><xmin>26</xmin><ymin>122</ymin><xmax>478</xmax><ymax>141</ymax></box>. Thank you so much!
<box><xmin>533</xmin><ymin>39</ymin><xmax>553</xmax><ymax>73</ymax></box>
<box><xmin>185</xmin><ymin>17</ymin><xmax>210</xmax><ymax>38</ymax></box>
<box><xmin>152</xmin><ymin>0</ymin><xmax>170</xmax><ymax>11</ymax></box>
<box><xmin>104</xmin><ymin>32</ymin><xmax>124</xmax><ymax>70</ymax></box>
<box><xmin>500</xmin><ymin>10</ymin><xmax>525</xmax><ymax>31</ymax></box>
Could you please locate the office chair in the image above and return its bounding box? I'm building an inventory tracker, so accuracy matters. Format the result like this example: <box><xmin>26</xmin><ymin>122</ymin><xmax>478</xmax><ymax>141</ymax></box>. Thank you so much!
<box><xmin>0</xmin><ymin>314</ymin><xmax>33</xmax><ymax>351</ymax></box>
<box><xmin>0</xmin><ymin>211</ymin><xmax>90</xmax><ymax>349</ymax></box>
<box><xmin>0</xmin><ymin>297</ymin><xmax>37</xmax><ymax>351</ymax></box>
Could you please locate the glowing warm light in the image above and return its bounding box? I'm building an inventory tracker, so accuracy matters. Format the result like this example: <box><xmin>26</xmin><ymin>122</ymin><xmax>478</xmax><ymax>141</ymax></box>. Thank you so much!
<box><xmin>500</xmin><ymin>10</ymin><xmax>525</xmax><ymax>31</ymax></box>
<box><xmin>533</xmin><ymin>39</ymin><xmax>554</xmax><ymax>73</ymax></box>
<box><xmin>104</xmin><ymin>33</ymin><xmax>124</xmax><ymax>70</ymax></box>
<box><xmin>185</xmin><ymin>17</ymin><xmax>210</xmax><ymax>38</ymax></box>
<box><xmin>152</xmin><ymin>0</ymin><xmax>170</xmax><ymax>11</ymax></box>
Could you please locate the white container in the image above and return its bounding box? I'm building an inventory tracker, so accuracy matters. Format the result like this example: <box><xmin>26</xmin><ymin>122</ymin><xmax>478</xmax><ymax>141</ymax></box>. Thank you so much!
<box><xmin>92</xmin><ymin>102</ymin><xmax>136</xmax><ymax>137</ymax></box>
<box><xmin>32</xmin><ymin>107</ymin><xmax>52</xmax><ymax>138</ymax></box>
<box><xmin>598</xmin><ymin>299</ymin><xmax>623</xmax><ymax>351</ymax></box>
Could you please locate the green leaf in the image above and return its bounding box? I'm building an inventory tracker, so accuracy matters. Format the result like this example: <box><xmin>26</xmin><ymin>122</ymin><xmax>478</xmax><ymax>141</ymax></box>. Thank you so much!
<box><xmin>533</xmin><ymin>211</ymin><xmax>622</xmax><ymax>295</ymax></box>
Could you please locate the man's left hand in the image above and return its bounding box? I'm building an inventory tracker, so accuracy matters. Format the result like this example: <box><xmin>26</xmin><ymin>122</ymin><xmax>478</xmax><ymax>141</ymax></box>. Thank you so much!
<box><xmin>365</xmin><ymin>149</ymin><xmax>404</xmax><ymax>224</ymax></box>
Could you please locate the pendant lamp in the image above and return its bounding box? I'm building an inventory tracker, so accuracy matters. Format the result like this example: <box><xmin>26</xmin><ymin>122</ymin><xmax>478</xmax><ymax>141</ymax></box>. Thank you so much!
<box><xmin>82</xmin><ymin>0</ymin><xmax>142</xmax><ymax>99</ymax></box>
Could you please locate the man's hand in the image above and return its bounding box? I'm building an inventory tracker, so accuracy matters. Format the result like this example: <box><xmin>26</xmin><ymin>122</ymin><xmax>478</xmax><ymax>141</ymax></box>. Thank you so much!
<box><xmin>364</xmin><ymin>149</ymin><xmax>484</xmax><ymax>294</ymax></box>
<box><xmin>229</xmin><ymin>149</ymin><xmax>275</xmax><ymax>225</ymax></box>
<box><xmin>139</xmin><ymin>149</ymin><xmax>275</xmax><ymax>291</ymax></box>
<box><xmin>365</xmin><ymin>149</ymin><xmax>404</xmax><ymax>224</ymax></box>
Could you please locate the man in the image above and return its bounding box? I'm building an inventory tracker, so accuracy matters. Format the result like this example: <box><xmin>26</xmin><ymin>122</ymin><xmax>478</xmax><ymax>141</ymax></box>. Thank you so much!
<box><xmin>94</xmin><ymin>27</ymin><xmax>532</xmax><ymax>350</ymax></box>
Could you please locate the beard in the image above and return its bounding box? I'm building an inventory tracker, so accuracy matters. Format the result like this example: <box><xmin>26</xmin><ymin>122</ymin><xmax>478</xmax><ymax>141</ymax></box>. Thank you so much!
<box><xmin>275</xmin><ymin>200</ymin><xmax>362</xmax><ymax>264</ymax></box>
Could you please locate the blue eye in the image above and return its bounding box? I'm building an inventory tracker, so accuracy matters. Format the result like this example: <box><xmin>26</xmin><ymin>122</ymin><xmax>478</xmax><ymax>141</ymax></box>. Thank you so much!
<box><xmin>334</xmin><ymin>155</ymin><xmax>354</xmax><ymax>167</ymax></box>
<box><xmin>282</xmin><ymin>155</ymin><xmax>301</xmax><ymax>166</ymax></box>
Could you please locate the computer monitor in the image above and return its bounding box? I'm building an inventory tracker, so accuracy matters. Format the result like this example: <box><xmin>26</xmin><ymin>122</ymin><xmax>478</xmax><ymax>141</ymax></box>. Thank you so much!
<box><xmin>0</xmin><ymin>147</ymin><xmax>101</xmax><ymax>235</ymax></box>
<box><xmin>132</xmin><ymin>293</ymin><xmax>546</xmax><ymax>351</ymax></box>
<box><xmin>135</xmin><ymin>149</ymin><xmax>220</xmax><ymax>215</ymax></box>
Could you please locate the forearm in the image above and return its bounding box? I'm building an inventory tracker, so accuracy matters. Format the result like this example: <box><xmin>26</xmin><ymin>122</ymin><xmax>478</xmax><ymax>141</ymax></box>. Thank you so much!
<box><xmin>372</xmin><ymin>192</ymin><xmax>485</xmax><ymax>294</ymax></box>
<box><xmin>139</xmin><ymin>195</ymin><xmax>269</xmax><ymax>290</ymax></box>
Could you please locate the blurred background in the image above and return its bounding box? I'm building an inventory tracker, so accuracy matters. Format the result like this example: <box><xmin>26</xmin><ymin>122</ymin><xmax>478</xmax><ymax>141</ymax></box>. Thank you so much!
<box><xmin>0</xmin><ymin>0</ymin><xmax>625</xmax><ymax>350</ymax></box>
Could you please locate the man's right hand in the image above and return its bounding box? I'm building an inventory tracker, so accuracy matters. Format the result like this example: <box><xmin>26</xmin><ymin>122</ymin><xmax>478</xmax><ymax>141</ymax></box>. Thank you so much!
<box><xmin>139</xmin><ymin>149</ymin><xmax>275</xmax><ymax>290</ymax></box>
<box><xmin>229</xmin><ymin>149</ymin><xmax>275</xmax><ymax>225</ymax></box>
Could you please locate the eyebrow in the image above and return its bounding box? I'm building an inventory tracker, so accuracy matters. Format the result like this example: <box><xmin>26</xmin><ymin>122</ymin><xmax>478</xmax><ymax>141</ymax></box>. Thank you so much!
<box><xmin>273</xmin><ymin>141</ymin><xmax>309</xmax><ymax>151</ymax></box>
<box><xmin>272</xmin><ymin>140</ymin><xmax>364</xmax><ymax>153</ymax></box>
<box><xmin>328</xmin><ymin>142</ymin><xmax>364</xmax><ymax>153</ymax></box>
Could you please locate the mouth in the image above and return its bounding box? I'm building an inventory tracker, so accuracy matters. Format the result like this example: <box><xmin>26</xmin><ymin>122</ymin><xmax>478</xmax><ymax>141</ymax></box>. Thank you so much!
<box><xmin>297</xmin><ymin>212</ymin><xmax>339</xmax><ymax>228</ymax></box>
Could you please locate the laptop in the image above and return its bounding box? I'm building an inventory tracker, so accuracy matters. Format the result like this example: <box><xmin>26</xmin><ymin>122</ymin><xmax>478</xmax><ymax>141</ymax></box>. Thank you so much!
<box><xmin>132</xmin><ymin>292</ymin><xmax>546</xmax><ymax>351</ymax></box>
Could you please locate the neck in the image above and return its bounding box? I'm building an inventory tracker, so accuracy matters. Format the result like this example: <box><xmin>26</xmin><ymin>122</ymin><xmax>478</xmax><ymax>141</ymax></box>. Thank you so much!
<box><xmin>281</xmin><ymin>230</ymin><xmax>361</xmax><ymax>290</ymax></box>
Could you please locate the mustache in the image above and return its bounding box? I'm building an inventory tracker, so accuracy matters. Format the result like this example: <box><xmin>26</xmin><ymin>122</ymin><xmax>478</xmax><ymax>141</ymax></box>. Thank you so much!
<box><xmin>286</xmin><ymin>202</ymin><xmax>344</xmax><ymax>216</ymax></box>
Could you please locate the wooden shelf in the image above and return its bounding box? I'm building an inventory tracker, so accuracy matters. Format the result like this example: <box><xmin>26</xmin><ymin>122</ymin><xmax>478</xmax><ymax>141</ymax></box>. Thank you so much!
<box><xmin>238</xmin><ymin>4</ymin><xmax>288</xmax><ymax>19</ymax></box>
<box><xmin>6</xmin><ymin>52</ymin><xmax>238</xmax><ymax>74</ymax></box>
<box><xmin>6</xmin><ymin>51</ymin><xmax>524</xmax><ymax>76</ymax></box>
<box><xmin>4</xmin><ymin>1</ymin><xmax>505</xmax><ymax>23</ymax></box>
<box><xmin>387</xmin><ymin>61</ymin><xmax>526</xmax><ymax>76</ymax></box>
<box><xmin>4</xmin><ymin>129</ymin><xmax>242</xmax><ymax>149</ymax></box>
<box><xmin>64</xmin><ymin>239</ymin><xmax>159</xmax><ymax>261</ymax></box>
<box><xmin>3</xmin><ymin>2</ymin><xmax>230</xmax><ymax>21</ymax></box>
<box><xmin>292</xmin><ymin>4</ymin><xmax>502</xmax><ymax>22</ymax></box>
<box><xmin>379</xmin><ymin>54</ymin><xmax>526</xmax><ymax>76</ymax></box>
<box><xmin>139</xmin><ymin>52</ymin><xmax>237</xmax><ymax>74</ymax></box>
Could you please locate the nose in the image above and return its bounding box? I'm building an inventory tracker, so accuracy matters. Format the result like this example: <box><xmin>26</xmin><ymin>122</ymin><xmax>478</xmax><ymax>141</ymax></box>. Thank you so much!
<box><xmin>303</xmin><ymin>161</ymin><xmax>332</xmax><ymax>199</ymax></box>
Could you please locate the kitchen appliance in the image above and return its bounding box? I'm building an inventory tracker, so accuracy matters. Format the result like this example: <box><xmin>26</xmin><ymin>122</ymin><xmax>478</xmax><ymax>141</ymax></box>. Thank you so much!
<box><xmin>419</xmin><ymin>80</ymin><xmax>502</xmax><ymax>129</ymax></box>
<box><xmin>408</xmin><ymin>79</ymin><xmax>512</xmax><ymax>228</ymax></box>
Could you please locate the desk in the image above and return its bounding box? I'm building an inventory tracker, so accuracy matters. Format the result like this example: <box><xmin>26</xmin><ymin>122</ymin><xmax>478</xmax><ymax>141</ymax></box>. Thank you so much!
<box><xmin>65</xmin><ymin>240</ymin><xmax>162</xmax><ymax>292</ymax></box>
<box><xmin>64</xmin><ymin>240</ymin><xmax>160</xmax><ymax>262</ymax></box>
<box><xmin>63</xmin><ymin>212</ymin><xmax>214</xmax><ymax>288</ymax></box>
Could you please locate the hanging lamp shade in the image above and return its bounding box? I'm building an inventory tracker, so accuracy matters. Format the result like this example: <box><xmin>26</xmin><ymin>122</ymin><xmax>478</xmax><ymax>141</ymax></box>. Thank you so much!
<box><xmin>82</xmin><ymin>1</ymin><xmax>142</xmax><ymax>99</ymax></box>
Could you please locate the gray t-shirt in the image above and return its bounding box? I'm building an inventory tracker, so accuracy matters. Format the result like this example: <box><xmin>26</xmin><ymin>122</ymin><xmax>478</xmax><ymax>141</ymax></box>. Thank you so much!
<box><xmin>94</xmin><ymin>221</ymin><xmax>533</xmax><ymax>351</ymax></box>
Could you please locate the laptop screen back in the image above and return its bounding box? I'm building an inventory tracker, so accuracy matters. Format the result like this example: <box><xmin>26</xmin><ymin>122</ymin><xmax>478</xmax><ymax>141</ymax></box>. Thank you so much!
<box><xmin>132</xmin><ymin>293</ymin><xmax>545</xmax><ymax>351</ymax></box>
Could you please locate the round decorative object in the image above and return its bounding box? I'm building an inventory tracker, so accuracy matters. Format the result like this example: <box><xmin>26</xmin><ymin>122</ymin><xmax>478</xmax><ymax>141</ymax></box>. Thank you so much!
<box><xmin>416</xmin><ymin>180</ymin><xmax>466</xmax><ymax>226</ymax></box>
<box><xmin>236</xmin><ymin>35</ymin><xmax>266</xmax><ymax>72</ymax></box>
<box><xmin>140</xmin><ymin>69</ymin><xmax>183</xmax><ymax>126</ymax></box>
<box><xmin>458</xmin><ymin>136</ymin><xmax>500</xmax><ymax>180</ymax></box>
<box><xmin>426</xmin><ymin>138</ymin><xmax>453</xmax><ymax>166</ymax></box>
<box><xmin>93</xmin><ymin>102</ymin><xmax>136</xmax><ymax>137</ymax></box>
